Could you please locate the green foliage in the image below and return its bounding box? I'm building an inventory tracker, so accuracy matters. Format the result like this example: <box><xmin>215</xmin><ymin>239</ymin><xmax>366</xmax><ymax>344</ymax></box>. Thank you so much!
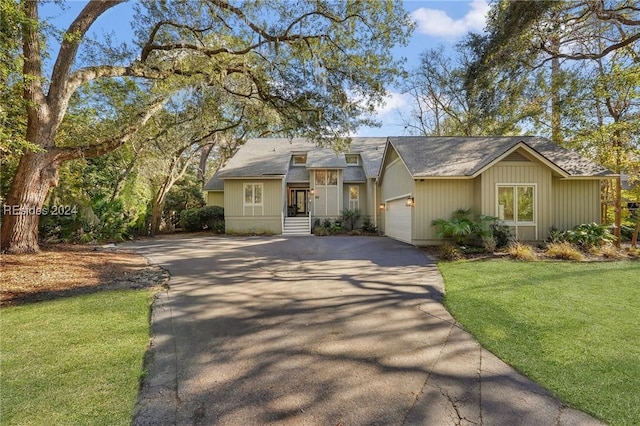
<box><xmin>179</xmin><ymin>206</ymin><xmax>224</xmax><ymax>233</ymax></box>
<box><xmin>313</xmin><ymin>226</ymin><xmax>329</xmax><ymax>236</ymax></box>
<box><xmin>341</xmin><ymin>208</ymin><xmax>362</xmax><ymax>231</ymax></box>
<box><xmin>360</xmin><ymin>217</ymin><xmax>378</xmax><ymax>234</ymax></box>
<box><xmin>552</xmin><ymin>223</ymin><xmax>617</xmax><ymax>249</ymax></box>
<box><xmin>431</xmin><ymin>208</ymin><xmax>492</xmax><ymax>245</ymax></box>
<box><xmin>489</xmin><ymin>220</ymin><xmax>513</xmax><ymax>248</ymax></box>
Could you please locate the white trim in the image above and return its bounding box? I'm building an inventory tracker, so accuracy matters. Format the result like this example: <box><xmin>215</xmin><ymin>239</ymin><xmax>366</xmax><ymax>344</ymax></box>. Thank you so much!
<box><xmin>348</xmin><ymin>185</ymin><xmax>359</xmax><ymax>210</ymax></box>
<box><xmin>496</xmin><ymin>183</ymin><xmax>538</xmax><ymax>240</ymax></box>
<box><xmin>474</xmin><ymin>143</ymin><xmax>569</xmax><ymax>178</ymax></box>
<box><xmin>243</xmin><ymin>182</ymin><xmax>264</xmax><ymax>216</ymax></box>
<box><xmin>385</xmin><ymin>193</ymin><xmax>413</xmax><ymax>203</ymax></box>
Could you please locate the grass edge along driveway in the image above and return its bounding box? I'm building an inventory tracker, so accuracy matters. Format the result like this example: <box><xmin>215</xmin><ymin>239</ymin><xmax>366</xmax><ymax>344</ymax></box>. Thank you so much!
<box><xmin>0</xmin><ymin>289</ymin><xmax>153</xmax><ymax>426</ymax></box>
<box><xmin>439</xmin><ymin>259</ymin><xmax>640</xmax><ymax>426</ymax></box>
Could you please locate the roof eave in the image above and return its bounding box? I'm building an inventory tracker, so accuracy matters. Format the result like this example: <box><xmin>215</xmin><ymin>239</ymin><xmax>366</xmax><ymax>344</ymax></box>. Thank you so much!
<box><xmin>471</xmin><ymin>142</ymin><xmax>570</xmax><ymax>178</ymax></box>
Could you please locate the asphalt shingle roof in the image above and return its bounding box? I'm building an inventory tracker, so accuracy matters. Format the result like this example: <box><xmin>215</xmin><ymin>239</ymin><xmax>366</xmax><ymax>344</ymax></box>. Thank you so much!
<box><xmin>388</xmin><ymin>136</ymin><xmax>613</xmax><ymax>177</ymax></box>
<box><xmin>203</xmin><ymin>173</ymin><xmax>224</xmax><ymax>190</ymax></box>
<box><xmin>216</xmin><ymin>137</ymin><xmax>387</xmax><ymax>179</ymax></box>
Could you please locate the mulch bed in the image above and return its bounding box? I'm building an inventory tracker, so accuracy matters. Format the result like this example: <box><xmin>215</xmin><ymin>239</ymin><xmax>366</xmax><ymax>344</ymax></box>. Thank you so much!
<box><xmin>0</xmin><ymin>244</ymin><xmax>168</xmax><ymax>307</ymax></box>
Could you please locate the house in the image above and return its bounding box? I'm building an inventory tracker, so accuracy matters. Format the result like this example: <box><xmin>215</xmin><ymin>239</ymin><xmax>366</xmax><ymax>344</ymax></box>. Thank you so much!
<box><xmin>204</xmin><ymin>136</ymin><xmax>616</xmax><ymax>242</ymax></box>
<box><xmin>204</xmin><ymin>137</ymin><xmax>387</xmax><ymax>235</ymax></box>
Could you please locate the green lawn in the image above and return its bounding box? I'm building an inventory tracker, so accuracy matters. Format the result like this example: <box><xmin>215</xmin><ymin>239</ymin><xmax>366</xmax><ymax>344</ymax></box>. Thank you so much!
<box><xmin>439</xmin><ymin>259</ymin><xmax>640</xmax><ymax>426</ymax></box>
<box><xmin>0</xmin><ymin>290</ymin><xmax>153</xmax><ymax>426</ymax></box>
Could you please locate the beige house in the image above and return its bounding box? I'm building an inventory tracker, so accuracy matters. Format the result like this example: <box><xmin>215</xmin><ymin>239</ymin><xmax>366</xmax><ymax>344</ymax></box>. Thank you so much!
<box><xmin>204</xmin><ymin>137</ymin><xmax>387</xmax><ymax>235</ymax></box>
<box><xmin>378</xmin><ymin>136</ymin><xmax>616</xmax><ymax>244</ymax></box>
<box><xmin>204</xmin><ymin>136</ymin><xmax>615</xmax><ymax>243</ymax></box>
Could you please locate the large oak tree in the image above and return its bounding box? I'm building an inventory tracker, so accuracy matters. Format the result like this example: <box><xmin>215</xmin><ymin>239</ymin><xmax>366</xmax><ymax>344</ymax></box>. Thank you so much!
<box><xmin>1</xmin><ymin>0</ymin><xmax>411</xmax><ymax>253</ymax></box>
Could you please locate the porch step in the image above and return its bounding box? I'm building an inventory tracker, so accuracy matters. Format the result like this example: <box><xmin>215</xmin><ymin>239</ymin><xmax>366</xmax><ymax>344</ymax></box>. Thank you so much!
<box><xmin>283</xmin><ymin>217</ymin><xmax>311</xmax><ymax>235</ymax></box>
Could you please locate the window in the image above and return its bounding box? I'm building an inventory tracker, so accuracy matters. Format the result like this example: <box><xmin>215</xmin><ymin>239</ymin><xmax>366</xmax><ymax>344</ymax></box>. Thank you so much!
<box><xmin>315</xmin><ymin>170</ymin><xmax>338</xmax><ymax>186</ymax></box>
<box><xmin>244</xmin><ymin>183</ymin><xmax>263</xmax><ymax>205</ymax></box>
<box><xmin>345</xmin><ymin>155</ymin><xmax>359</xmax><ymax>165</ymax></box>
<box><xmin>349</xmin><ymin>185</ymin><xmax>359</xmax><ymax>209</ymax></box>
<box><xmin>327</xmin><ymin>170</ymin><xmax>338</xmax><ymax>185</ymax></box>
<box><xmin>293</xmin><ymin>155</ymin><xmax>307</xmax><ymax>165</ymax></box>
<box><xmin>498</xmin><ymin>185</ymin><xmax>534</xmax><ymax>223</ymax></box>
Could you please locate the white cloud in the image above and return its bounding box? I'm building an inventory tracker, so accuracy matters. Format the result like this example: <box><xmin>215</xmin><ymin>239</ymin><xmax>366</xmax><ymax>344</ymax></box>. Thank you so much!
<box><xmin>411</xmin><ymin>0</ymin><xmax>489</xmax><ymax>39</ymax></box>
<box><xmin>376</xmin><ymin>91</ymin><xmax>410</xmax><ymax>116</ymax></box>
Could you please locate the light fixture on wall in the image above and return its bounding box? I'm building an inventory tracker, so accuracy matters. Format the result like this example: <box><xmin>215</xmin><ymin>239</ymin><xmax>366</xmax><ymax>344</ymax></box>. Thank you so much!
<box><xmin>379</xmin><ymin>203</ymin><xmax>385</xmax><ymax>210</ymax></box>
<box><xmin>309</xmin><ymin>188</ymin><xmax>315</xmax><ymax>195</ymax></box>
<box><xmin>406</xmin><ymin>196</ymin><xmax>415</xmax><ymax>207</ymax></box>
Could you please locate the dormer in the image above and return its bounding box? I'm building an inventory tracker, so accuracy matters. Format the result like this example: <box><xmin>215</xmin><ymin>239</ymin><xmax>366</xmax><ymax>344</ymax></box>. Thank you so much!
<box><xmin>291</xmin><ymin>153</ymin><xmax>307</xmax><ymax>166</ymax></box>
<box><xmin>345</xmin><ymin>154</ymin><xmax>360</xmax><ymax>166</ymax></box>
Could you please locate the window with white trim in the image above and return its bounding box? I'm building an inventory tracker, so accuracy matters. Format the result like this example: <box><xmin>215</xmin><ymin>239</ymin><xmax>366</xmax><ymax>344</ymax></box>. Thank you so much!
<box><xmin>497</xmin><ymin>185</ymin><xmax>535</xmax><ymax>223</ymax></box>
<box><xmin>349</xmin><ymin>185</ymin><xmax>359</xmax><ymax>209</ymax></box>
<box><xmin>244</xmin><ymin>183</ymin><xmax>263</xmax><ymax>206</ymax></box>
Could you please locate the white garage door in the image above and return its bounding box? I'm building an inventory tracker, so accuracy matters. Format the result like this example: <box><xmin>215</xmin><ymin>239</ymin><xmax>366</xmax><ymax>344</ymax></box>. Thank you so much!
<box><xmin>385</xmin><ymin>198</ymin><xmax>412</xmax><ymax>244</ymax></box>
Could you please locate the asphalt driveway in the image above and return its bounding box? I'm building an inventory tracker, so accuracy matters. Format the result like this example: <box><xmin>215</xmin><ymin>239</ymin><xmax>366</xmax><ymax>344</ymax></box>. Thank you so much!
<box><xmin>128</xmin><ymin>235</ymin><xmax>601</xmax><ymax>425</ymax></box>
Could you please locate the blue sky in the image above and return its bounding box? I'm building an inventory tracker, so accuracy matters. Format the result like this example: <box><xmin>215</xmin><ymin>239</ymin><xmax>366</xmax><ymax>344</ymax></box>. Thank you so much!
<box><xmin>42</xmin><ymin>0</ymin><xmax>489</xmax><ymax>137</ymax></box>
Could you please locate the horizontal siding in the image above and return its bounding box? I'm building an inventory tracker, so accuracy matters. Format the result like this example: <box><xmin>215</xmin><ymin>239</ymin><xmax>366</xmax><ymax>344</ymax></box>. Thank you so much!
<box><xmin>414</xmin><ymin>179</ymin><xmax>475</xmax><ymax>243</ymax></box>
<box><xmin>552</xmin><ymin>180</ymin><xmax>601</xmax><ymax>231</ymax></box>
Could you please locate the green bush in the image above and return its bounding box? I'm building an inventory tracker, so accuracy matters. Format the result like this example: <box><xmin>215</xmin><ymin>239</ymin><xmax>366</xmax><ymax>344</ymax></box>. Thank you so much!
<box><xmin>341</xmin><ymin>208</ymin><xmax>362</xmax><ymax>231</ymax></box>
<box><xmin>360</xmin><ymin>217</ymin><xmax>378</xmax><ymax>233</ymax></box>
<box><xmin>179</xmin><ymin>206</ymin><xmax>224</xmax><ymax>233</ymax></box>
<box><xmin>432</xmin><ymin>208</ymin><xmax>492</xmax><ymax>245</ymax></box>
<box><xmin>554</xmin><ymin>222</ymin><xmax>616</xmax><ymax>249</ymax></box>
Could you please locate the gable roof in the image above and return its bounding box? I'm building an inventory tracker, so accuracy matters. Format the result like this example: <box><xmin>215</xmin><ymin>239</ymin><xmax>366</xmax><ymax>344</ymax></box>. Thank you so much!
<box><xmin>386</xmin><ymin>136</ymin><xmax>615</xmax><ymax>178</ymax></box>
<box><xmin>203</xmin><ymin>173</ymin><xmax>224</xmax><ymax>191</ymax></box>
<box><xmin>214</xmin><ymin>137</ymin><xmax>387</xmax><ymax>180</ymax></box>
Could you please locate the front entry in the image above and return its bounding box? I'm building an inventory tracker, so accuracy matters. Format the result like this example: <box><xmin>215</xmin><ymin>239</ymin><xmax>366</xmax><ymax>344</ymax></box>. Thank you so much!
<box><xmin>288</xmin><ymin>189</ymin><xmax>309</xmax><ymax>216</ymax></box>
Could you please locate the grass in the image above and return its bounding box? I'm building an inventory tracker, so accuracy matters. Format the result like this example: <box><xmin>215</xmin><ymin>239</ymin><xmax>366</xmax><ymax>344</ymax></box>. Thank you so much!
<box><xmin>439</xmin><ymin>259</ymin><xmax>640</xmax><ymax>426</ymax></box>
<box><xmin>1</xmin><ymin>290</ymin><xmax>153</xmax><ymax>425</ymax></box>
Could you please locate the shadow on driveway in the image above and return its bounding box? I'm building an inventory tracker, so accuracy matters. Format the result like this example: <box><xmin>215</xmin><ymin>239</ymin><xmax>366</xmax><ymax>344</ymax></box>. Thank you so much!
<box><xmin>127</xmin><ymin>235</ymin><xmax>602</xmax><ymax>426</ymax></box>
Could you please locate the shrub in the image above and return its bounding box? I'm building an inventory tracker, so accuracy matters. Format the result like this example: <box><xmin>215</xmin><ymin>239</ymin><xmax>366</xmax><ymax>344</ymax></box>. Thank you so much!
<box><xmin>313</xmin><ymin>226</ymin><xmax>329</xmax><ymax>236</ymax></box>
<box><xmin>432</xmin><ymin>208</ymin><xmax>488</xmax><ymax>245</ymax></box>
<box><xmin>507</xmin><ymin>242</ymin><xmax>536</xmax><ymax>261</ymax></box>
<box><xmin>341</xmin><ymin>208</ymin><xmax>362</xmax><ymax>231</ymax></box>
<box><xmin>439</xmin><ymin>243</ymin><xmax>462</xmax><ymax>261</ymax></box>
<box><xmin>597</xmin><ymin>245</ymin><xmax>626</xmax><ymax>260</ymax></box>
<box><xmin>545</xmin><ymin>242</ymin><xmax>585</xmax><ymax>261</ymax></box>
<box><xmin>179</xmin><ymin>206</ymin><xmax>224</xmax><ymax>232</ymax></box>
<box><xmin>562</xmin><ymin>222</ymin><xmax>616</xmax><ymax>249</ymax></box>
<box><xmin>360</xmin><ymin>217</ymin><xmax>377</xmax><ymax>233</ymax></box>
<box><xmin>482</xmin><ymin>236</ymin><xmax>497</xmax><ymax>253</ymax></box>
<box><xmin>489</xmin><ymin>220</ymin><xmax>513</xmax><ymax>248</ymax></box>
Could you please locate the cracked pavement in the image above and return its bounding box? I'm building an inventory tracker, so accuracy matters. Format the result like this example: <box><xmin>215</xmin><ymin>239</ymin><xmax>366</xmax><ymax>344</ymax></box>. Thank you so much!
<box><xmin>127</xmin><ymin>235</ymin><xmax>603</xmax><ymax>425</ymax></box>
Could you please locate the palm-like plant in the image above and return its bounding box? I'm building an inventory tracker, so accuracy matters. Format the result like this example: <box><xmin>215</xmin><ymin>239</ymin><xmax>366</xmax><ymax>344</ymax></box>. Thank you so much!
<box><xmin>432</xmin><ymin>208</ymin><xmax>487</xmax><ymax>245</ymax></box>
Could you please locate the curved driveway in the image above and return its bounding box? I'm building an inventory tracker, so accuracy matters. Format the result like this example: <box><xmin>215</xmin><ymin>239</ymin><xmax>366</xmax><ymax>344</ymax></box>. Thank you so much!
<box><xmin>129</xmin><ymin>235</ymin><xmax>601</xmax><ymax>425</ymax></box>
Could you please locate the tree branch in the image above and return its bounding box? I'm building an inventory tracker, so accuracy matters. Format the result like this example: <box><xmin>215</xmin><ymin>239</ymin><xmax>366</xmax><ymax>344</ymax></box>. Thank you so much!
<box><xmin>53</xmin><ymin>97</ymin><xmax>166</xmax><ymax>162</ymax></box>
<box><xmin>47</xmin><ymin>0</ymin><xmax>125</xmax><ymax>119</ymax></box>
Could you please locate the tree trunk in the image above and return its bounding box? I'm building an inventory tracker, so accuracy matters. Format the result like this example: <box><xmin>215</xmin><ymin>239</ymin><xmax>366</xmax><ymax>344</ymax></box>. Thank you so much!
<box><xmin>197</xmin><ymin>143</ymin><xmax>215</xmax><ymax>186</ymax></box>
<box><xmin>1</xmin><ymin>152</ymin><xmax>59</xmax><ymax>253</ymax></box>
<box><xmin>614</xmin><ymin>175</ymin><xmax>622</xmax><ymax>248</ymax></box>
<box><xmin>631</xmin><ymin>219</ymin><xmax>639</xmax><ymax>248</ymax></box>
<box><xmin>149</xmin><ymin>196</ymin><xmax>165</xmax><ymax>237</ymax></box>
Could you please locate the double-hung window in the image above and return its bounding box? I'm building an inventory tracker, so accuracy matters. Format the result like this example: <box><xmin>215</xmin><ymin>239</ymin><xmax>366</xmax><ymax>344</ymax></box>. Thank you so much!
<box><xmin>497</xmin><ymin>185</ymin><xmax>535</xmax><ymax>223</ymax></box>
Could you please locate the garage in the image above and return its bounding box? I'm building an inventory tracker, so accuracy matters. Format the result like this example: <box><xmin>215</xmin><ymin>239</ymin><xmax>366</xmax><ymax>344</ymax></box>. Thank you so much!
<box><xmin>384</xmin><ymin>198</ymin><xmax>412</xmax><ymax>244</ymax></box>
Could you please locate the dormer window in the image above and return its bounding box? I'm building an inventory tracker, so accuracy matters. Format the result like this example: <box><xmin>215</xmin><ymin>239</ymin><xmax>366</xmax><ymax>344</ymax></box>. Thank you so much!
<box><xmin>345</xmin><ymin>154</ymin><xmax>359</xmax><ymax>165</ymax></box>
<box><xmin>293</xmin><ymin>155</ymin><xmax>307</xmax><ymax>165</ymax></box>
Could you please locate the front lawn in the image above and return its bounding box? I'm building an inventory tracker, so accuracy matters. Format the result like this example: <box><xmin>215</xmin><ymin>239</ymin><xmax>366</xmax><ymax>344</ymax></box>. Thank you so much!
<box><xmin>0</xmin><ymin>290</ymin><xmax>153</xmax><ymax>425</ymax></box>
<box><xmin>439</xmin><ymin>259</ymin><xmax>640</xmax><ymax>426</ymax></box>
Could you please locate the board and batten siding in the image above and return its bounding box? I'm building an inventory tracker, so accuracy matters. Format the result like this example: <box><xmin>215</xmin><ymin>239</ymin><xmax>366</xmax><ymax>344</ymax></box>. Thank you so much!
<box><xmin>552</xmin><ymin>180</ymin><xmax>601</xmax><ymax>231</ymax></box>
<box><xmin>206</xmin><ymin>191</ymin><xmax>224</xmax><ymax>207</ymax></box>
<box><xmin>223</xmin><ymin>179</ymin><xmax>283</xmax><ymax>234</ymax></box>
<box><xmin>311</xmin><ymin>170</ymin><xmax>343</xmax><ymax>218</ymax></box>
<box><xmin>479</xmin><ymin>160</ymin><xmax>553</xmax><ymax>241</ymax></box>
<box><xmin>379</xmin><ymin>145</ymin><xmax>415</xmax><ymax>237</ymax></box>
<box><xmin>413</xmin><ymin>179</ymin><xmax>475</xmax><ymax>245</ymax></box>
